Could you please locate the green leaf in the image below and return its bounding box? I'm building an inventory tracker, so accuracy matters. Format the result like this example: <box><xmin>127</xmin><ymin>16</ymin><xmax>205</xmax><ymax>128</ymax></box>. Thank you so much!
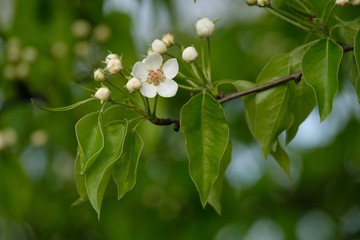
<box><xmin>302</xmin><ymin>39</ymin><xmax>343</xmax><ymax>121</ymax></box>
<box><xmin>355</xmin><ymin>30</ymin><xmax>360</xmax><ymax>101</ymax></box>
<box><xmin>270</xmin><ymin>140</ymin><xmax>291</xmax><ymax>177</ymax></box>
<box><xmin>180</xmin><ymin>93</ymin><xmax>229</xmax><ymax>208</ymax></box>
<box><xmin>72</xmin><ymin>147</ymin><xmax>88</xmax><ymax>206</ymax></box>
<box><xmin>249</xmin><ymin>53</ymin><xmax>295</xmax><ymax>157</ymax></box>
<box><xmin>207</xmin><ymin>140</ymin><xmax>232</xmax><ymax>215</ymax></box>
<box><xmin>286</xmin><ymin>43</ymin><xmax>317</xmax><ymax>143</ymax></box>
<box><xmin>85</xmin><ymin>120</ymin><xmax>128</xmax><ymax>218</ymax></box>
<box><xmin>31</xmin><ymin>98</ymin><xmax>95</xmax><ymax>112</ymax></box>
<box><xmin>112</xmin><ymin>130</ymin><xmax>143</xmax><ymax>200</ymax></box>
<box><xmin>75</xmin><ymin>111</ymin><xmax>104</xmax><ymax>174</ymax></box>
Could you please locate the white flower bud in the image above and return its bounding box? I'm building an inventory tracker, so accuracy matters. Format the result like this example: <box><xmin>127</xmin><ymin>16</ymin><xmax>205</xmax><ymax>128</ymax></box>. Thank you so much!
<box><xmin>151</xmin><ymin>39</ymin><xmax>167</xmax><ymax>54</ymax></box>
<box><xmin>126</xmin><ymin>78</ymin><xmax>142</xmax><ymax>93</ymax></box>
<box><xmin>93</xmin><ymin>68</ymin><xmax>107</xmax><ymax>82</ymax></box>
<box><xmin>195</xmin><ymin>18</ymin><xmax>215</xmax><ymax>38</ymax></box>
<box><xmin>105</xmin><ymin>54</ymin><xmax>122</xmax><ymax>74</ymax></box>
<box><xmin>95</xmin><ymin>87</ymin><xmax>111</xmax><ymax>102</ymax></box>
<box><xmin>162</xmin><ymin>33</ymin><xmax>175</xmax><ymax>47</ymax></box>
<box><xmin>245</xmin><ymin>0</ymin><xmax>257</xmax><ymax>6</ymax></box>
<box><xmin>182</xmin><ymin>46</ymin><xmax>198</xmax><ymax>63</ymax></box>
<box><xmin>336</xmin><ymin>0</ymin><xmax>350</xmax><ymax>5</ymax></box>
<box><xmin>105</xmin><ymin>53</ymin><xmax>119</xmax><ymax>63</ymax></box>
<box><xmin>257</xmin><ymin>0</ymin><xmax>270</xmax><ymax>7</ymax></box>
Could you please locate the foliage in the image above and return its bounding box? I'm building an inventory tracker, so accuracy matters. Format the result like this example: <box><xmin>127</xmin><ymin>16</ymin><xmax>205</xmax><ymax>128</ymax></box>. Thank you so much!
<box><xmin>30</xmin><ymin>0</ymin><xmax>360</xmax><ymax>216</ymax></box>
<box><xmin>1</xmin><ymin>0</ymin><xmax>360</xmax><ymax>239</ymax></box>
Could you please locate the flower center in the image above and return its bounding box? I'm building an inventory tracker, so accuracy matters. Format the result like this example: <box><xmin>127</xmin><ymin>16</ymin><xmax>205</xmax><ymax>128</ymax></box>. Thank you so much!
<box><xmin>147</xmin><ymin>69</ymin><xmax>165</xmax><ymax>86</ymax></box>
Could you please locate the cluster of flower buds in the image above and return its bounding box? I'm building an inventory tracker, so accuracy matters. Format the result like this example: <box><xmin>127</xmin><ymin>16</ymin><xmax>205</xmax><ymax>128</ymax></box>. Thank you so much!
<box><xmin>149</xmin><ymin>33</ymin><xmax>175</xmax><ymax>55</ymax></box>
<box><xmin>246</xmin><ymin>0</ymin><xmax>270</xmax><ymax>7</ymax></box>
<box><xmin>92</xmin><ymin>53</ymin><xmax>124</xmax><ymax>103</ymax></box>
<box><xmin>335</xmin><ymin>0</ymin><xmax>360</xmax><ymax>6</ymax></box>
<box><xmin>91</xmin><ymin>17</ymin><xmax>218</xmax><ymax>101</ymax></box>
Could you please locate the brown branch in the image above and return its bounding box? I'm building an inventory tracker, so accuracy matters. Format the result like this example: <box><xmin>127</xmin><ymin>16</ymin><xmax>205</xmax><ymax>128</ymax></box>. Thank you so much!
<box><xmin>218</xmin><ymin>43</ymin><xmax>353</xmax><ymax>104</ymax></box>
<box><xmin>218</xmin><ymin>70</ymin><xmax>303</xmax><ymax>104</ymax></box>
<box><xmin>150</xmin><ymin>117</ymin><xmax>180</xmax><ymax>132</ymax></box>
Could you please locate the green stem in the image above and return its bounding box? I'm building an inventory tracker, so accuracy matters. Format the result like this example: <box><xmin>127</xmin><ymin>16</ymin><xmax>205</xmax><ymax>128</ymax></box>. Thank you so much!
<box><xmin>178</xmin><ymin>84</ymin><xmax>203</xmax><ymax>91</ymax></box>
<box><xmin>267</xmin><ymin>6</ymin><xmax>313</xmax><ymax>33</ymax></box>
<box><xmin>109</xmin><ymin>99</ymin><xmax>146</xmax><ymax>117</ymax></box>
<box><xmin>194</xmin><ymin>61</ymin><xmax>211</xmax><ymax>87</ymax></box>
<box><xmin>145</xmin><ymin>97</ymin><xmax>151</xmax><ymax>115</ymax></box>
<box><xmin>206</xmin><ymin>37</ymin><xmax>212</xmax><ymax>82</ymax></box>
<box><xmin>321</xmin><ymin>0</ymin><xmax>336</xmax><ymax>23</ymax></box>
<box><xmin>152</xmin><ymin>95</ymin><xmax>158</xmax><ymax>117</ymax></box>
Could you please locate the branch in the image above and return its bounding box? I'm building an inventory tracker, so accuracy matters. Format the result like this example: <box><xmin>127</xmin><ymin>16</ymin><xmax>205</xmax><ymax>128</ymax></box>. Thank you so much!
<box><xmin>218</xmin><ymin>70</ymin><xmax>302</xmax><ymax>104</ymax></box>
<box><xmin>218</xmin><ymin>44</ymin><xmax>353</xmax><ymax>104</ymax></box>
<box><xmin>150</xmin><ymin>117</ymin><xmax>180</xmax><ymax>132</ymax></box>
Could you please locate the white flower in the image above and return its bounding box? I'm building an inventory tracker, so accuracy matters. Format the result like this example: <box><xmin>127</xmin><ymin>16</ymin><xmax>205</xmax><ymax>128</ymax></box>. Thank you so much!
<box><xmin>195</xmin><ymin>18</ymin><xmax>215</xmax><ymax>38</ymax></box>
<box><xmin>95</xmin><ymin>86</ymin><xmax>111</xmax><ymax>102</ymax></box>
<box><xmin>162</xmin><ymin>33</ymin><xmax>175</xmax><ymax>47</ymax></box>
<box><xmin>131</xmin><ymin>53</ymin><xmax>178</xmax><ymax>98</ymax></box>
<box><xmin>126</xmin><ymin>78</ymin><xmax>142</xmax><ymax>93</ymax></box>
<box><xmin>182</xmin><ymin>46</ymin><xmax>198</xmax><ymax>63</ymax></box>
<box><xmin>336</xmin><ymin>0</ymin><xmax>350</xmax><ymax>5</ymax></box>
<box><xmin>105</xmin><ymin>53</ymin><xmax>122</xmax><ymax>74</ymax></box>
<box><xmin>93</xmin><ymin>68</ymin><xmax>107</xmax><ymax>82</ymax></box>
<box><xmin>351</xmin><ymin>0</ymin><xmax>360</xmax><ymax>5</ymax></box>
<box><xmin>151</xmin><ymin>39</ymin><xmax>167</xmax><ymax>54</ymax></box>
<box><xmin>257</xmin><ymin>0</ymin><xmax>270</xmax><ymax>7</ymax></box>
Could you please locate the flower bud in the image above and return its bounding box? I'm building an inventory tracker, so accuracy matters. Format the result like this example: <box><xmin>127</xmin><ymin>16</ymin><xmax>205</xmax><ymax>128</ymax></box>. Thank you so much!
<box><xmin>162</xmin><ymin>33</ymin><xmax>175</xmax><ymax>47</ymax></box>
<box><xmin>95</xmin><ymin>87</ymin><xmax>111</xmax><ymax>102</ymax></box>
<box><xmin>335</xmin><ymin>0</ymin><xmax>350</xmax><ymax>5</ymax></box>
<box><xmin>245</xmin><ymin>0</ymin><xmax>257</xmax><ymax>6</ymax></box>
<box><xmin>126</xmin><ymin>78</ymin><xmax>142</xmax><ymax>93</ymax></box>
<box><xmin>257</xmin><ymin>0</ymin><xmax>270</xmax><ymax>7</ymax></box>
<box><xmin>151</xmin><ymin>39</ymin><xmax>167</xmax><ymax>54</ymax></box>
<box><xmin>105</xmin><ymin>54</ymin><xmax>122</xmax><ymax>74</ymax></box>
<box><xmin>195</xmin><ymin>18</ymin><xmax>215</xmax><ymax>38</ymax></box>
<box><xmin>94</xmin><ymin>68</ymin><xmax>107</xmax><ymax>82</ymax></box>
<box><xmin>182</xmin><ymin>46</ymin><xmax>198</xmax><ymax>63</ymax></box>
<box><xmin>105</xmin><ymin>53</ymin><xmax>120</xmax><ymax>63</ymax></box>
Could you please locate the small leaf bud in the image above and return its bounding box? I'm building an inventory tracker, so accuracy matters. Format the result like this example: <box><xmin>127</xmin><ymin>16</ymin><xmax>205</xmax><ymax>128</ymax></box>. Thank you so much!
<box><xmin>93</xmin><ymin>68</ymin><xmax>107</xmax><ymax>82</ymax></box>
<box><xmin>95</xmin><ymin>86</ymin><xmax>111</xmax><ymax>102</ymax></box>
<box><xmin>162</xmin><ymin>33</ymin><xmax>175</xmax><ymax>47</ymax></box>
<box><xmin>126</xmin><ymin>78</ymin><xmax>142</xmax><ymax>93</ymax></box>
<box><xmin>151</xmin><ymin>39</ymin><xmax>167</xmax><ymax>54</ymax></box>
<box><xmin>182</xmin><ymin>46</ymin><xmax>198</xmax><ymax>63</ymax></box>
<box><xmin>195</xmin><ymin>18</ymin><xmax>215</xmax><ymax>38</ymax></box>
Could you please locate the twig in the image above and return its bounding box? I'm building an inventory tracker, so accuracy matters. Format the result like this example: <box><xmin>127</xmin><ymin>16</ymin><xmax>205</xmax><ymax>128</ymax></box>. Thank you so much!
<box><xmin>218</xmin><ymin>70</ymin><xmax>303</xmax><ymax>104</ymax></box>
<box><xmin>150</xmin><ymin>117</ymin><xmax>180</xmax><ymax>132</ymax></box>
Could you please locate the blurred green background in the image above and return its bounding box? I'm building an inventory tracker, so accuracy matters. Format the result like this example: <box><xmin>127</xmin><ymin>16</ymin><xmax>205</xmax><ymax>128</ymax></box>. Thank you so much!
<box><xmin>1</xmin><ymin>0</ymin><xmax>360</xmax><ymax>239</ymax></box>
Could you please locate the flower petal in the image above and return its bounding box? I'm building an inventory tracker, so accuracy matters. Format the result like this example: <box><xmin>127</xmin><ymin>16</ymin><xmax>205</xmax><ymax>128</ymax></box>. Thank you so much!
<box><xmin>140</xmin><ymin>82</ymin><xmax>158</xmax><ymax>98</ymax></box>
<box><xmin>162</xmin><ymin>58</ymin><xmax>179</xmax><ymax>79</ymax></box>
<box><xmin>157</xmin><ymin>79</ymin><xmax>178</xmax><ymax>98</ymax></box>
<box><xmin>132</xmin><ymin>62</ymin><xmax>148</xmax><ymax>82</ymax></box>
<box><xmin>144</xmin><ymin>53</ymin><xmax>163</xmax><ymax>70</ymax></box>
